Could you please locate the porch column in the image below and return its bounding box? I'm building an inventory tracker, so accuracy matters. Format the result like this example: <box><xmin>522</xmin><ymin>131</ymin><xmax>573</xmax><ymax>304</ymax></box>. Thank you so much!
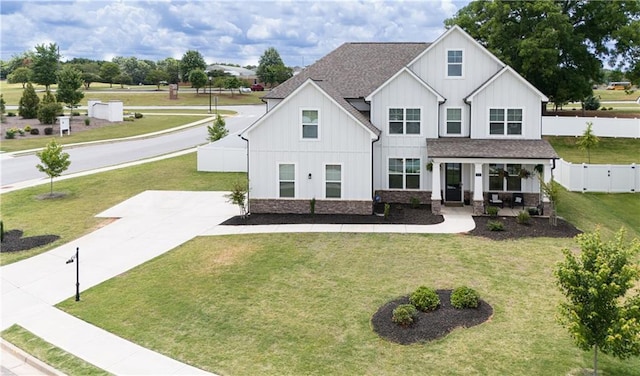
<box><xmin>431</xmin><ymin>161</ymin><xmax>442</xmax><ymax>214</ymax></box>
<box><xmin>542</xmin><ymin>162</ymin><xmax>552</xmax><ymax>215</ymax></box>
<box><xmin>473</xmin><ymin>163</ymin><xmax>484</xmax><ymax>215</ymax></box>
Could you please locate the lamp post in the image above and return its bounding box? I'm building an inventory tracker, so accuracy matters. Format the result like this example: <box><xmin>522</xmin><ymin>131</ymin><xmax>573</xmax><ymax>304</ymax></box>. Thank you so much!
<box><xmin>65</xmin><ymin>247</ymin><xmax>80</xmax><ymax>301</ymax></box>
<box><xmin>208</xmin><ymin>76</ymin><xmax>212</xmax><ymax>114</ymax></box>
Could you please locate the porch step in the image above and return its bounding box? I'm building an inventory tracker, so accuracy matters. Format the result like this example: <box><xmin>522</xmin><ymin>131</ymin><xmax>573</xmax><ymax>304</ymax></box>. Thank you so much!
<box><xmin>444</xmin><ymin>202</ymin><xmax>464</xmax><ymax>207</ymax></box>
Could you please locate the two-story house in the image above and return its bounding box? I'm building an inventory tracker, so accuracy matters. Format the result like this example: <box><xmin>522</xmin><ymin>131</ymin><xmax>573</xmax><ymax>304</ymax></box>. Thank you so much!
<box><xmin>240</xmin><ymin>25</ymin><xmax>558</xmax><ymax>216</ymax></box>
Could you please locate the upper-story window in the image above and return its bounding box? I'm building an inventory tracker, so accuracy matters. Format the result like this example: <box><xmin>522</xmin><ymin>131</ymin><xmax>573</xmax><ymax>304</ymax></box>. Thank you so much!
<box><xmin>446</xmin><ymin>108</ymin><xmax>462</xmax><ymax>135</ymax></box>
<box><xmin>301</xmin><ymin>109</ymin><xmax>319</xmax><ymax>139</ymax></box>
<box><xmin>447</xmin><ymin>50</ymin><xmax>463</xmax><ymax>77</ymax></box>
<box><xmin>389</xmin><ymin>108</ymin><xmax>421</xmax><ymax>135</ymax></box>
<box><xmin>489</xmin><ymin>108</ymin><xmax>522</xmax><ymax>135</ymax></box>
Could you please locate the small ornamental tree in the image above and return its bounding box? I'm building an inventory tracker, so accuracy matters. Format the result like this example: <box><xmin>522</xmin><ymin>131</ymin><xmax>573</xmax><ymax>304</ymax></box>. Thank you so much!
<box><xmin>555</xmin><ymin>229</ymin><xmax>640</xmax><ymax>376</ymax></box>
<box><xmin>207</xmin><ymin>114</ymin><xmax>228</xmax><ymax>142</ymax></box>
<box><xmin>36</xmin><ymin>139</ymin><xmax>71</xmax><ymax>196</ymax></box>
<box><xmin>18</xmin><ymin>82</ymin><xmax>40</xmax><ymax>119</ymax></box>
<box><xmin>38</xmin><ymin>89</ymin><xmax>62</xmax><ymax>125</ymax></box>
<box><xmin>225</xmin><ymin>181</ymin><xmax>248</xmax><ymax>218</ymax></box>
<box><xmin>577</xmin><ymin>122</ymin><xmax>600</xmax><ymax>163</ymax></box>
<box><xmin>56</xmin><ymin>65</ymin><xmax>84</xmax><ymax>119</ymax></box>
<box><xmin>189</xmin><ymin>69</ymin><xmax>208</xmax><ymax>94</ymax></box>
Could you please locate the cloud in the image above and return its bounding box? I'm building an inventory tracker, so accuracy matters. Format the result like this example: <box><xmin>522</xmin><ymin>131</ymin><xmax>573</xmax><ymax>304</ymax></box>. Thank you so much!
<box><xmin>0</xmin><ymin>0</ymin><xmax>470</xmax><ymax>66</ymax></box>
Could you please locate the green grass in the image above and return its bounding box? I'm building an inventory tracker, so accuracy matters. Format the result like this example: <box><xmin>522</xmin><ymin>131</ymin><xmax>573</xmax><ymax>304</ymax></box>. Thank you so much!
<box><xmin>0</xmin><ymin>115</ymin><xmax>211</xmax><ymax>153</ymax></box>
<box><xmin>546</xmin><ymin>136</ymin><xmax>640</xmax><ymax>164</ymax></box>
<box><xmin>0</xmin><ymin>152</ymin><xmax>244</xmax><ymax>265</ymax></box>
<box><xmin>593</xmin><ymin>89</ymin><xmax>639</xmax><ymax>101</ymax></box>
<box><xmin>57</xmin><ymin>233</ymin><xmax>640</xmax><ymax>375</ymax></box>
<box><xmin>1</xmin><ymin>324</ymin><xmax>110</xmax><ymax>376</ymax></box>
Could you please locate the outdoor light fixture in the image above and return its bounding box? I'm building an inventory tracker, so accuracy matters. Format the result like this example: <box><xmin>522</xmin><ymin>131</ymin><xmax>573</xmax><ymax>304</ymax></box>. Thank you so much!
<box><xmin>308</xmin><ymin>173</ymin><xmax>312</xmax><ymax>179</ymax></box>
<box><xmin>208</xmin><ymin>76</ymin><xmax>213</xmax><ymax>114</ymax></box>
<box><xmin>66</xmin><ymin>247</ymin><xmax>80</xmax><ymax>301</ymax></box>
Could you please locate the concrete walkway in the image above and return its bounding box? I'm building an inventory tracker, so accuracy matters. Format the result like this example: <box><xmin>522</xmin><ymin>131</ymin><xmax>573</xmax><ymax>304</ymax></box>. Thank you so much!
<box><xmin>1</xmin><ymin>191</ymin><xmax>475</xmax><ymax>375</ymax></box>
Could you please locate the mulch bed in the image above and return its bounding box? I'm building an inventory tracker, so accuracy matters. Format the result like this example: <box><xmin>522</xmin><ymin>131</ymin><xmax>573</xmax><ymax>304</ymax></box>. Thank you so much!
<box><xmin>1</xmin><ymin>229</ymin><xmax>59</xmax><ymax>252</ymax></box>
<box><xmin>468</xmin><ymin>216</ymin><xmax>582</xmax><ymax>240</ymax></box>
<box><xmin>221</xmin><ymin>204</ymin><xmax>444</xmax><ymax>225</ymax></box>
<box><xmin>1</xmin><ymin>115</ymin><xmax>117</xmax><ymax>139</ymax></box>
<box><xmin>371</xmin><ymin>290</ymin><xmax>493</xmax><ymax>345</ymax></box>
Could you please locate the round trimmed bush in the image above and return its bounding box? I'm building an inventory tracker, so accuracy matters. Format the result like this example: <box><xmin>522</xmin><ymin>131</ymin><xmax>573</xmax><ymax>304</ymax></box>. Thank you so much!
<box><xmin>392</xmin><ymin>304</ymin><xmax>417</xmax><ymax>326</ymax></box>
<box><xmin>409</xmin><ymin>286</ymin><xmax>440</xmax><ymax>312</ymax></box>
<box><xmin>451</xmin><ymin>286</ymin><xmax>480</xmax><ymax>309</ymax></box>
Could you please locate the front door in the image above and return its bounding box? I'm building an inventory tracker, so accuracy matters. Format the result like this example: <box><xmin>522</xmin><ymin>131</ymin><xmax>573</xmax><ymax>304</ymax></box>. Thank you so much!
<box><xmin>445</xmin><ymin>163</ymin><xmax>462</xmax><ymax>202</ymax></box>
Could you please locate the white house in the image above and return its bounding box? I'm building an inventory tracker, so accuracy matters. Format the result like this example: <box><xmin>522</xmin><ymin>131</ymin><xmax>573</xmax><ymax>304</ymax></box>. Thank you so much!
<box><xmin>240</xmin><ymin>26</ymin><xmax>558</xmax><ymax>215</ymax></box>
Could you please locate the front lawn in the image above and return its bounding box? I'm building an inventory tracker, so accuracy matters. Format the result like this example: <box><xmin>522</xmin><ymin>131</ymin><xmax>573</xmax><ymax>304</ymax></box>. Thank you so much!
<box><xmin>58</xmin><ymin>233</ymin><xmax>640</xmax><ymax>375</ymax></box>
<box><xmin>546</xmin><ymin>136</ymin><xmax>640</xmax><ymax>164</ymax></box>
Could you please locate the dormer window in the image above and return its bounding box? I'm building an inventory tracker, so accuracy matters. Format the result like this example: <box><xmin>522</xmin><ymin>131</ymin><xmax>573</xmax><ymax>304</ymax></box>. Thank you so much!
<box><xmin>447</xmin><ymin>50</ymin><xmax>463</xmax><ymax>78</ymax></box>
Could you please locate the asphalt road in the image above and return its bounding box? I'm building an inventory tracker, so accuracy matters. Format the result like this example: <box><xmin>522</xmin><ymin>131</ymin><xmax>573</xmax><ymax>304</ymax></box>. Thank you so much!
<box><xmin>0</xmin><ymin>105</ymin><xmax>265</xmax><ymax>189</ymax></box>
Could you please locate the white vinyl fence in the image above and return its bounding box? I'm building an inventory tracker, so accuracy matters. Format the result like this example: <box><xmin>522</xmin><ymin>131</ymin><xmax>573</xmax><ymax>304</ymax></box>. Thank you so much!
<box><xmin>554</xmin><ymin>159</ymin><xmax>639</xmax><ymax>193</ymax></box>
<box><xmin>542</xmin><ymin>116</ymin><xmax>639</xmax><ymax>138</ymax></box>
<box><xmin>197</xmin><ymin>134</ymin><xmax>247</xmax><ymax>172</ymax></box>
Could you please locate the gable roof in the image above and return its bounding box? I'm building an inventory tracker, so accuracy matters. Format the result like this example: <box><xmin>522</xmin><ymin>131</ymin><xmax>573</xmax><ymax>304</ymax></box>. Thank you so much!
<box><xmin>265</xmin><ymin>42</ymin><xmax>429</xmax><ymax>100</ymax></box>
<box><xmin>465</xmin><ymin>66</ymin><xmax>549</xmax><ymax>102</ymax></box>
<box><xmin>365</xmin><ymin>67</ymin><xmax>445</xmax><ymax>102</ymax></box>
<box><xmin>242</xmin><ymin>78</ymin><xmax>380</xmax><ymax>138</ymax></box>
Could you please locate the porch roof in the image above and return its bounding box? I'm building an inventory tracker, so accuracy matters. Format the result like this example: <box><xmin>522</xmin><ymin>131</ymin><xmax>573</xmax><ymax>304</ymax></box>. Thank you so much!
<box><xmin>426</xmin><ymin>138</ymin><xmax>558</xmax><ymax>159</ymax></box>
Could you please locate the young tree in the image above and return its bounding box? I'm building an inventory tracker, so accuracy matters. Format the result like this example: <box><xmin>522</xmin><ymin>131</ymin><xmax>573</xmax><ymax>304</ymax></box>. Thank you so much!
<box><xmin>0</xmin><ymin>94</ymin><xmax>6</xmax><ymax>123</ymax></box>
<box><xmin>100</xmin><ymin>62</ymin><xmax>120</xmax><ymax>88</ymax></box>
<box><xmin>180</xmin><ymin>50</ymin><xmax>206</xmax><ymax>83</ymax></box>
<box><xmin>56</xmin><ymin>65</ymin><xmax>84</xmax><ymax>118</ymax></box>
<box><xmin>146</xmin><ymin>69</ymin><xmax>170</xmax><ymax>90</ymax></box>
<box><xmin>223</xmin><ymin>76</ymin><xmax>243</xmax><ymax>96</ymax></box>
<box><xmin>556</xmin><ymin>229</ymin><xmax>640</xmax><ymax>376</ymax></box>
<box><xmin>18</xmin><ymin>82</ymin><xmax>40</xmax><ymax>119</ymax></box>
<box><xmin>207</xmin><ymin>114</ymin><xmax>228</xmax><ymax>142</ymax></box>
<box><xmin>256</xmin><ymin>47</ymin><xmax>291</xmax><ymax>87</ymax></box>
<box><xmin>224</xmin><ymin>181</ymin><xmax>248</xmax><ymax>218</ymax></box>
<box><xmin>7</xmin><ymin>67</ymin><xmax>33</xmax><ymax>88</ymax></box>
<box><xmin>537</xmin><ymin>174</ymin><xmax>559</xmax><ymax>226</ymax></box>
<box><xmin>577</xmin><ymin>122</ymin><xmax>600</xmax><ymax>163</ymax></box>
<box><xmin>38</xmin><ymin>89</ymin><xmax>63</xmax><ymax>125</ymax></box>
<box><xmin>188</xmin><ymin>69</ymin><xmax>208</xmax><ymax>94</ymax></box>
<box><xmin>36</xmin><ymin>139</ymin><xmax>71</xmax><ymax>196</ymax></box>
<box><xmin>32</xmin><ymin>43</ymin><xmax>59</xmax><ymax>90</ymax></box>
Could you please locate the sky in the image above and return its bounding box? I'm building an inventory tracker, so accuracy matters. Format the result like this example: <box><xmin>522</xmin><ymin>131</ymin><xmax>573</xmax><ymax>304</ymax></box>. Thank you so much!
<box><xmin>0</xmin><ymin>0</ymin><xmax>471</xmax><ymax>67</ymax></box>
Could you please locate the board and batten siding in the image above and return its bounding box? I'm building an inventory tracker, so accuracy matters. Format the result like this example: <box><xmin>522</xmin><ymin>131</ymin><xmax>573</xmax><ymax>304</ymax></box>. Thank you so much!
<box><xmin>247</xmin><ymin>83</ymin><xmax>373</xmax><ymax>200</ymax></box>
<box><xmin>468</xmin><ymin>70</ymin><xmax>543</xmax><ymax>139</ymax></box>
<box><xmin>409</xmin><ymin>28</ymin><xmax>504</xmax><ymax>138</ymax></box>
<box><xmin>369</xmin><ymin>70</ymin><xmax>439</xmax><ymax>191</ymax></box>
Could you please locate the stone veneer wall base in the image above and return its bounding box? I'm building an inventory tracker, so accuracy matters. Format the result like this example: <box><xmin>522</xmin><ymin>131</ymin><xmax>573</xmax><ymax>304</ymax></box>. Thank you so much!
<box><xmin>250</xmin><ymin>199</ymin><xmax>372</xmax><ymax>215</ymax></box>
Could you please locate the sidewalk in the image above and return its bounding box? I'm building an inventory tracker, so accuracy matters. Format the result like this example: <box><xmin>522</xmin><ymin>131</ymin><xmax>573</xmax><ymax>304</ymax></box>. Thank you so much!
<box><xmin>1</xmin><ymin>191</ymin><xmax>475</xmax><ymax>375</ymax></box>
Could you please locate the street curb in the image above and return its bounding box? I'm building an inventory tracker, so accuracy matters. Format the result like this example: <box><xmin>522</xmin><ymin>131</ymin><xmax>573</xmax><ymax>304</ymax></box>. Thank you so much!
<box><xmin>1</xmin><ymin>338</ymin><xmax>67</xmax><ymax>376</ymax></box>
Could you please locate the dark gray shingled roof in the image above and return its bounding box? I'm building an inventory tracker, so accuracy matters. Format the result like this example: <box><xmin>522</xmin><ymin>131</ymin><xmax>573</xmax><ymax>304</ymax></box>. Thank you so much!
<box><xmin>265</xmin><ymin>42</ymin><xmax>429</xmax><ymax>100</ymax></box>
<box><xmin>426</xmin><ymin>138</ymin><xmax>559</xmax><ymax>159</ymax></box>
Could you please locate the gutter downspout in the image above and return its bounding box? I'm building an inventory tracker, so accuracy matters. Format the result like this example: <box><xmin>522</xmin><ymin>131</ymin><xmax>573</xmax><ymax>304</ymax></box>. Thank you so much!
<box><xmin>240</xmin><ymin>134</ymin><xmax>250</xmax><ymax>214</ymax></box>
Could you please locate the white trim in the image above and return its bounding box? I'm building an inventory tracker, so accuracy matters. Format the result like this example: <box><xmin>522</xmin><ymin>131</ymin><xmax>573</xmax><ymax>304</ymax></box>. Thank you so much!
<box><xmin>387</xmin><ymin>157</ymin><xmax>422</xmax><ymax>190</ymax></box>
<box><xmin>277</xmin><ymin>162</ymin><xmax>297</xmax><ymax>198</ymax></box>
<box><xmin>387</xmin><ymin>106</ymin><xmax>423</xmax><ymax>136</ymax></box>
<box><xmin>365</xmin><ymin>67</ymin><xmax>445</xmax><ymax>102</ymax></box>
<box><xmin>445</xmin><ymin>48</ymin><xmax>464</xmax><ymax>79</ymax></box>
<box><xmin>487</xmin><ymin>107</ymin><xmax>525</xmax><ymax>137</ymax></box>
<box><xmin>445</xmin><ymin>106</ymin><xmax>463</xmax><ymax>136</ymax></box>
<box><xmin>466</xmin><ymin>66</ymin><xmax>549</xmax><ymax>102</ymax></box>
<box><xmin>323</xmin><ymin>163</ymin><xmax>343</xmax><ymax>199</ymax></box>
<box><xmin>299</xmin><ymin>107</ymin><xmax>320</xmax><ymax>141</ymax></box>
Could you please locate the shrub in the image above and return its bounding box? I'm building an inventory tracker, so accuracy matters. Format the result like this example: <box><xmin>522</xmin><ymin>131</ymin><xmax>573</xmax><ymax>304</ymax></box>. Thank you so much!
<box><xmin>84</xmin><ymin>118</ymin><xmax>91</xmax><ymax>126</ymax></box>
<box><xmin>44</xmin><ymin>127</ymin><xmax>53</xmax><ymax>135</ymax></box>
<box><xmin>30</xmin><ymin>128</ymin><xmax>40</xmax><ymax>135</ymax></box>
<box><xmin>17</xmin><ymin>128</ymin><xmax>25</xmax><ymax>136</ymax></box>
<box><xmin>410</xmin><ymin>286</ymin><xmax>440</xmax><ymax>312</ymax></box>
<box><xmin>487</xmin><ymin>220</ymin><xmax>504</xmax><ymax>231</ymax></box>
<box><xmin>134</xmin><ymin>112</ymin><xmax>143</xmax><ymax>118</ymax></box>
<box><xmin>392</xmin><ymin>304</ymin><xmax>417</xmax><ymax>326</ymax></box>
<box><xmin>516</xmin><ymin>210</ymin><xmax>531</xmax><ymax>225</ymax></box>
<box><xmin>18</xmin><ymin>82</ymin><xmax>40</xmax><ymax>119</ymax></box>
<box><xmin>38</xmin><ymin>102</ymin><xmax>63</xmax><ymax>125</ymax></box>
<box><xmin>24</xmin><ymin>125</ymin><xmax>32</xmax><ymax>132</ymax></box>
<box><xmin>583</xmin><ymin>95</ymin><xmax>600</xmax><ymax>111</ymax></box>
<box><xmin>451</xmin><ymin>286</ymin><xmax>480</xmax><ymax>309</ymax></box>
<box><xmin>600</xmin><ymin>107</ymin><xmax>608</xmax><ymax>111</ymax></box>
<box><xmin>528</xmin><ymin>207</ymin><xmax>539</xmax><ymax>216</ymax></box>
<box><xmin>124</xmin><ymin>117</ymin><xmax>135</xmax><ymax>122</ymax></box>
<box><xmin>7</xmin><ymin>112</ymin><xmax>16</xmax><ymax>117</ymax></box>
<box><xmin>383</xmin><ymin>203</ymin><xmax>391</xmax><ymax>219</ymax></box>
<box><xmin>5</xmin><ymin>128</ymin><xmax>17</xmax><ymax>139</ymax></box>
<box><xmin>486</xmin><ymin>206</ymin><xmax>499</xmax><ymax>217</ymax></box>
<box><xmin>410</xmin><ymin>197</ymin><xmax>420</xmax><ymax>209</ymax></box>
<box><xmin>71</xmin><ymin>111</ymin><xmax>81</xmax><ymax>116</ymax></box>
<box><xmin>0</xmin><ymin>220</ymin><xmax>3</xmax><ymax>242</ymax></box>
<box><xmin>310</xmin><ymin>198</ymin><xmax>316</xmax><ymax>215</ymax></box>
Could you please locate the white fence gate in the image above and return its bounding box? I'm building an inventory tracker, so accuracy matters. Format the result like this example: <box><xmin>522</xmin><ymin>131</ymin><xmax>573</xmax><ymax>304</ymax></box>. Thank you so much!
<box><xmin>554</xmin><ymin>159</ymin><xmax>639</xmax><ymax>193</ymax></box>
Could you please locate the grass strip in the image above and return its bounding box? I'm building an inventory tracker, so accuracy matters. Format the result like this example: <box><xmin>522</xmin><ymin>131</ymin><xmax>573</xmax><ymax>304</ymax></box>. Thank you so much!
<box><xmin>546</xmin><ymin>136</ymin><xmax>640</xmax><ymax>164</ymax></box>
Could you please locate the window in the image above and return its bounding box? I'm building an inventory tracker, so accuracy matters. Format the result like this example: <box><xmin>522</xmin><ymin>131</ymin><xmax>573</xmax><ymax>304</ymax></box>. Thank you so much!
<box><xmin>325</xmin><ymin>165</ymin><xmax>341</xmax><ymax>198</ymax></box>
<box><xmin>389</xmin><ymin>158</ymin><xmax>420</xmax><ymax>189</ymax></box>
<box><xmin>447</xmin><ymin>50</ymin><xmax>463</xmax><ymax>77</ymax></box>
<box><xmin>446</xmin><ymin>108</ymin><xmax>462</xmax><ymax>134</ymax></box>
<box><xmin>301</xmin><ymin>109</ymin><xmax>318</xmax><ymax>139</ymax></box>
<box><xmin>489</xmin><ymin>164</ymin><xmax>522</xmax><ymax>191</ymax></box>
<box><xmin>489</xmin><ymin>108</ymin><xmax>522</xmax><ymax>135</ymax></box>
<box><xmin>389</xmin><ymin>108</ymin><xmax>421</xmax><ymax>135</ymax></box>
<box><xmin>279</xmin><ymin>164</ymin><xmax>295</xmax><ymax>198</ymax></box>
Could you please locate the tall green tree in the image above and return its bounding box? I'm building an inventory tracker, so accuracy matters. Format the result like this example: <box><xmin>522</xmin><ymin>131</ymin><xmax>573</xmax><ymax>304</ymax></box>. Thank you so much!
<box><xmin>7</xmin><ymin>67</ymin><xmax>33</xmax><ymax>88</ymax></box>
<box><xmin>56</xmin><ymin>65</ymin><xmax>84</xmax><ymax>117</ymax></box>
<box><xmin>146</xmin><ymin>69</ymin><xmax>170</xmax><ymax>90</ymax></box>
<box><xmin>157</xmin><ymin>57</ymin><xmax>180</xmax><ymax>84</ymax></box>
<box><xmin>36</xmin><ymin>139</ymin><xmax>71</xmax><ymax>196</ymax></box>
<box><xmin>256</xmin><ymin>47</ymin><xmax>291</xmax><ymax>87</ymax></box>
<box><xmin>556</xmin><ymin>229</ymin><xmax>640</xmax><ymax>376</ymax></box>
<box><xmin>115</xmin><ymin>73</ymin><xmax>132</xmax><ymax>89</ymax></box>
<box><xmin>188</xmin><ymin>69</ymin><xmax>208</xmax><ymax>94</ymax></box>
<box><xmin>18</xmin><ymin>82</ymin><xmax>40</xmax><ymax>119</ymax></box>
<box><xmin>112</xmin><ymin>56</ymin><xmax>150</xmax><ymax>85</ymax></box>
<box><xmin>32</xmin><ymin>43</ymin><xmax>60</xmax><ymax>90</ymax></box>
<box><xmin>100</xmin><ymin>62</ymin><xmax>121</xmax><ymax>88</ymax></box>
<box><xmin>180</xmin><ymin>50</ymin><xmax>206</xmax><ymax>83</ymax></box>
<box><xmin>445</xmin><ymin>1</ymin><xmax>640</xmax><ymax>105</ymax></box>
<box><xmin>577</xmin><ymin>122</ymin><xmax>600</xmax><ymax>163</ymax></box>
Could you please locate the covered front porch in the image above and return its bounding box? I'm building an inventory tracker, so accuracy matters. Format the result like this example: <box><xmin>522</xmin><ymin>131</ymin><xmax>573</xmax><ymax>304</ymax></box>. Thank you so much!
<box><xmin>426</xmin><ymin>138</ymin><xmax>559</xmax><ymax>215</ymax></box>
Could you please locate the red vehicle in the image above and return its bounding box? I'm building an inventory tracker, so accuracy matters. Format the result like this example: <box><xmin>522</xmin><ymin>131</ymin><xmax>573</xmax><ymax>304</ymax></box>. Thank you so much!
<box><xmin>251</xmin><ymin>84</ymin><xmax>264</xmax><ymax>91</ymax></box>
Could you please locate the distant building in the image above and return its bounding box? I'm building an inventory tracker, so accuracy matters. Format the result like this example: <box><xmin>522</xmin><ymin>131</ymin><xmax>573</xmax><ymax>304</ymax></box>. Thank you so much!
<box><xmin>205</xmin><ymin>64</ymin><xmax>256</xmax><ymax>79</ymax></box>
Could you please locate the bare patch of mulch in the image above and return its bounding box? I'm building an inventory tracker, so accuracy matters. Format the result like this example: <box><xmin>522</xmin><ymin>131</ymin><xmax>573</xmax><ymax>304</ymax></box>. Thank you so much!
<box><xmin>468</xmin><ymin>216</ymin><xmax>581</xmax><ymax>240</ymax></box>
<box><xmin>371</xmin><ymin>290</ymin><xmax>493</xmax><ymax>345</ymax></box>
<box><xmin>1</xmin><ymin>229</ymin><xmax>59</xmax><ymax>252</ymax></box>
